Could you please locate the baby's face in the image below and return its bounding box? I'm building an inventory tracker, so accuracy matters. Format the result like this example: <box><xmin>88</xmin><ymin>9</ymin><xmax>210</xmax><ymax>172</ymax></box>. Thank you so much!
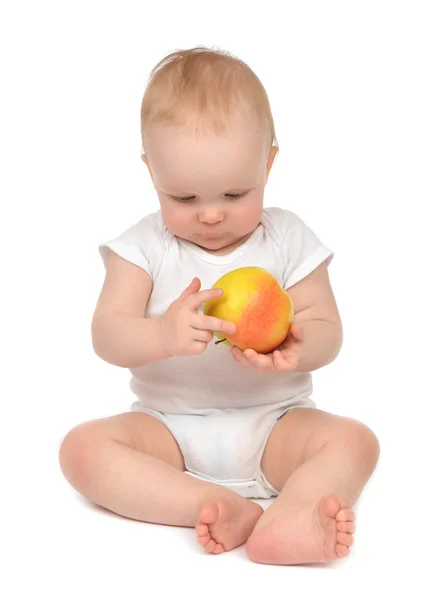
<box><xmin>142</xmin><ymin>118</ymin><xmax>277</xmax><ymax>253</ymax></box>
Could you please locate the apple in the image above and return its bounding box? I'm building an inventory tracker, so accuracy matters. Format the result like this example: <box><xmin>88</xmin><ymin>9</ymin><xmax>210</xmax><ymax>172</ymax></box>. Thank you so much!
<box><xmin>203</xmin><ymin>266</ymin><xmax>294</xmax><ymax>354</ymax></box>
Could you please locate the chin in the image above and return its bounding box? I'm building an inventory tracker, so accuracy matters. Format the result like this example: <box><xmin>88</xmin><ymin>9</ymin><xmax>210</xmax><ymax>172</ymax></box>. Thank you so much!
<box><xmin>196</xmin><ymin>233</ymin><xmax>225</xmax><ymax>242</ymax></box>
<box><xmin>200</xmin><ymin>239</ymin><xmax>226</xmax><ymax>249</ymax></box>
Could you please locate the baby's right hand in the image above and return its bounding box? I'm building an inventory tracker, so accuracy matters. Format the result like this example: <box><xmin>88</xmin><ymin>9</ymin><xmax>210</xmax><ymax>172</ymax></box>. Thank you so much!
<box><xmin>158</xmin><ymin>277</ymin><xmax>237</xmax><ymax>357</ymax></box>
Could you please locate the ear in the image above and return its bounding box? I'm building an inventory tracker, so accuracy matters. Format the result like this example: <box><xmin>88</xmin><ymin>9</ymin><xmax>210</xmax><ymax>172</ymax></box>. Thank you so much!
<box><xmin>141</xmin><ymin>154</ymin><xmax>154</xmax><ymax>182</ymax></box>
<box><xmin>266</xmin><ymin>146</ymin><xmax>278</xmax><ymax>183</ymax></box>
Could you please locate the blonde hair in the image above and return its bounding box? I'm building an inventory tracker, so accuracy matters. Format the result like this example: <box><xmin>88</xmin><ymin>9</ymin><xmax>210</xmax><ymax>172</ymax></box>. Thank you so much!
<box><xmin>140</xmin><ymin>46</ymin><xmax>278</xmax><ymax>153</ymax></box>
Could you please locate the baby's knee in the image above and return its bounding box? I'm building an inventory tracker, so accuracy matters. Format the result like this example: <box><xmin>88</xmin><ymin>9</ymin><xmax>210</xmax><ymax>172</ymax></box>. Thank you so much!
<box><xmin>58</xmin><ymin>421</ymin><xmax>103</xmax><ymax>488</ymax></box>
<box><xmin>343</xmin><ymin>420</ymin><xmax>381</xmax><ymax>466</ymax></box>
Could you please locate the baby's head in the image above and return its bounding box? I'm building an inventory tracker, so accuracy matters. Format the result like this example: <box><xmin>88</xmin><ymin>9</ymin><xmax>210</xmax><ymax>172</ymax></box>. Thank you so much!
<box><xmin>140</xmin><ymin>46</ymin><xmax>279</xmax><ymax>253</ymax></box>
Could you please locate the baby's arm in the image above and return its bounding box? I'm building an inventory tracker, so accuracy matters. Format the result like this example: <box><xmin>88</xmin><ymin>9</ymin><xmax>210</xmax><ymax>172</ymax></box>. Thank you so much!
<box><xmin>288</xmin><ymin>259</ymin><xmax>343</xmax><ymax>372</ymax></box>
<box><xmin>92</xmin><ymin>250</ymin><xmax>171</xmax><ymax>368</ymax></box>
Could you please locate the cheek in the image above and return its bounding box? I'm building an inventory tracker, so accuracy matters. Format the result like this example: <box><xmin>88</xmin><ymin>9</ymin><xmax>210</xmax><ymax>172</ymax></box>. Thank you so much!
<box><xmin>236</xmin><ymin>198</ymin><xmax>263</xmax><ymax>222</ymax></box>
<box><xmin>161</xmin><ymin>204</ymin><xmax>191</xmax><ymax>232</ymax></box>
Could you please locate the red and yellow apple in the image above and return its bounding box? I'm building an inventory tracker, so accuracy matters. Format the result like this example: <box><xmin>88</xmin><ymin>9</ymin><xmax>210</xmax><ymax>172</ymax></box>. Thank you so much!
<box><xmin>203</xmin><ymin>266</ymin><xmax>294</xmax><ymax>354</ymax></box>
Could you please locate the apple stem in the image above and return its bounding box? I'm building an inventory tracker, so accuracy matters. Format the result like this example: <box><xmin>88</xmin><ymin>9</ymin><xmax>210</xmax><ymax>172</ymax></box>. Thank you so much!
<box><xmin>215</xmin><ymin>338</ymin><xmax>227</xmax><ymax>345</ymax></box>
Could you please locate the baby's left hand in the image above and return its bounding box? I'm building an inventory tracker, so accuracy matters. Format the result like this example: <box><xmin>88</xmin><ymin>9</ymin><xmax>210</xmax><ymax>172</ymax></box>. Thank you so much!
<box><xmin>230</xmin><ymin>322</ymin><xmax>303</xmax><ymax>375</ymax></box>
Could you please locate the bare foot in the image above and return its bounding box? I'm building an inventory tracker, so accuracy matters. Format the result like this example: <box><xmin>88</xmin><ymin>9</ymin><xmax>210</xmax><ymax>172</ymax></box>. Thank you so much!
<box><xmin>195</xmin><ymin>488</ymin><xmax>264</xmax><ymax>554</ymax></box>
<box><xmin>245</xmin><ymin>494</ymin><xmax>355</xmax><ymax>565</ymax></box>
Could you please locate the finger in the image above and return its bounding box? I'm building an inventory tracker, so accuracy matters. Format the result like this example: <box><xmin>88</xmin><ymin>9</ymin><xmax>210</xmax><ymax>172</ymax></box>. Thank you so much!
<box><xmin>192</xmin><ymin>313</ymin><xmax>237</xmax><ymax>335</ymax></box>
<box><xmin>272</xmin><ymin>349</ymin><xmax>295</xmax><ymax>372</ymax></box>
<box><xmin>188</xmin><ymin>287</ymin><xmax>224</xmax><ymax>311</ymax></box>
<box><xmin>279</xmin><ymin>347</ymin><xmax>298</xmax><ymax>368</ymax></box>
<box><xmin>189</xmin><ymin>340</ymin><xmax>208</xmax><ymax>355</ymax></box>
<box><xmin>192</xmin><ymin>329</ymin><xmax>214</xmax><ymax>344</ymax></box>
<box><xmin>231</xmin><ymin>346</ymin><xmax>252</xmax><ymax>367</ymax></box>
<box><xmin>274</xmin><ymin>333</ymin><xmax>291</xmax><ymax>351</ymax></box>
<box><xmin>290</xmin><ymin>322</ymin><xmax>303</xmax><ymax>340</ymax></box>
<box><xmin>179</xmin><ymin>277</ymin><xmax>201</xmax><ymax>300</ymax></box>
<box><xmin>243</xmin><ymin>349</ymin><xmax>274</xmax><ymax>371</ymax></box>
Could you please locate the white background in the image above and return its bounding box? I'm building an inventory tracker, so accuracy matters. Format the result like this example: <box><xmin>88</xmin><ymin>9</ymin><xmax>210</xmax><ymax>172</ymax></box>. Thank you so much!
<box><xmin>1</xmin><ymin>1</ymin><xmax>434</xmax><ymax>598</ymax></box>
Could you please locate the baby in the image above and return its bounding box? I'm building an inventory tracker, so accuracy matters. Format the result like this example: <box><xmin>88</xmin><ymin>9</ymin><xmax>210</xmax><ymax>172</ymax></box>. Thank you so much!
<box><xmin>59</xmin><ymin>46</ymin><xmax>380</xmax><ymax>565</ymax></box>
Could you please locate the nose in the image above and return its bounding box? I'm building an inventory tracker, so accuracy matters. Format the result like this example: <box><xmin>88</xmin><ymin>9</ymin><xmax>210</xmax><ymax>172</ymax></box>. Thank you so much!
<box><xmin>198</xmin><ymin>207</ymin><xmax>225</xmax><ymax>224</ymax></box>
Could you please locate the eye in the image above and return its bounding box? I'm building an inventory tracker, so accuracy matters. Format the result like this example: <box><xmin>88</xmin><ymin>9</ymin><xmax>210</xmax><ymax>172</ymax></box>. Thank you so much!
<box><xmin>173</xmin><ymin>196</ymin><xmax>195</xmax><ymax>202</ymax></box>
<box><xmin>171</xmin><ymin>191</ymin><xmax>249</xmax><ymax>202</ymax></box>
<box><xmin>226</xmin><ymin>192</ymin><xmax>247</xmax><ymax>199</ymax></box>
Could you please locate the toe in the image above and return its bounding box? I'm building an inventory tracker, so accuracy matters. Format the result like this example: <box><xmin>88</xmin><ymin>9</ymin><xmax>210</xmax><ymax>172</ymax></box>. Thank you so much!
<box><xmin>337</xmin><ymin>532</ymin><xmax>354</xmax><ymax>547</ymax></box>
<box><xmin>205</xmin><ymin>538</ymin><xmax>217</xmax><ymax>553</ymax></box>
<box><xmin>200</xmin><ymin>502</ymin><xmax>219</xmax><ymax>524</ymax></box>
<box><xmin>336</xmin><ymin>543</ymin><xmax>350</xmax><ymax>558</ymax></box>
<box><xmin>321</xmin><ymin>495</ymin><xmax>342</xmax><ymax>519</ymax></box>
<box><xmin>213</xmin><ymin>543</ymin><xmax>225</xmax><ymax>554</ymax></box>
<box><xmin>197</xmin><ymin>533</ymin><xmax>211</xmax><ymax>546</ymax></box>
<box><xmin>195</xmin><ymin>522</ymin><xmax>209</xmax><ymax>536</ymax></box>
<box><xmin>336</xmin><ymin>508</ymin><xmax>355</xmax><ymax>522</ymax></box>
<box><xmin>337</xmin><ymin>521</ymin><xmax>356</xmax><ymax>534</ymax></box>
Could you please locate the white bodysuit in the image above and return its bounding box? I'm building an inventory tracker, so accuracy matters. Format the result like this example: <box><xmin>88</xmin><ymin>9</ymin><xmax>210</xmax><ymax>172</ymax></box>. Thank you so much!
<box><xmin>99</xmin><ymin>206</ymin><xmax>333</xmax><ymax>498</ymax></box>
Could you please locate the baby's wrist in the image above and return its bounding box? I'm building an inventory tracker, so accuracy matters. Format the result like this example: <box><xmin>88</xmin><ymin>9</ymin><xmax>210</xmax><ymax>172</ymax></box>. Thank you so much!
<box><xmin>156</xmin><ymin>315</ymin><xmax>174</xmax><ymax>359</ymax></box>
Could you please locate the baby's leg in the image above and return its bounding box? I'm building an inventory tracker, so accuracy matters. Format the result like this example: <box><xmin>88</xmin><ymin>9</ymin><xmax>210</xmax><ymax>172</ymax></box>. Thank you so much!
<box><xmin>246</xmin><ymin>408</ymin><xmax>380</xmax><ymax>565</ymax></box>
<box><xmin>59</xmin><ymin>412</ymin><xmax>262</xmax><ymax>552</ymax></box>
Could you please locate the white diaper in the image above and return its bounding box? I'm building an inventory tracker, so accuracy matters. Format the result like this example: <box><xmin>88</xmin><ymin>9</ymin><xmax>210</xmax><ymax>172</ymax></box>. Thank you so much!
<box><xmin>131</xmin><ymin>397</ymin><xmax>315</xmax><ymax>499</ymax></box>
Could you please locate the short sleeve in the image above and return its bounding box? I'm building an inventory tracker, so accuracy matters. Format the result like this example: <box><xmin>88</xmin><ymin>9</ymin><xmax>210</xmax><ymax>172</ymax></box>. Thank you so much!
<box><xmin>263</xmin><ymin>207</ymin><xmax>334</xmax><ymax>289</ymax></box>
<box><xmin>282</xmin><ymin>211</ymin><xmax>333</xmax><ymax>288</ymax></box>
<box><xmin>98</xmin><ymin>211</ymin><xmax>166</xmax><ymax>280</ymax></box>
